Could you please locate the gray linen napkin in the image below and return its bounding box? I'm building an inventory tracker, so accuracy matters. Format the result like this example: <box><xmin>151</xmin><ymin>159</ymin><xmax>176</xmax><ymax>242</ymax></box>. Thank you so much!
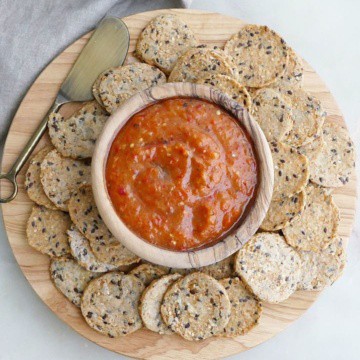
<box><xmin>0</xmin><ymin>0</ymin><xmax>192</xmax><ymax>144</ymax></box>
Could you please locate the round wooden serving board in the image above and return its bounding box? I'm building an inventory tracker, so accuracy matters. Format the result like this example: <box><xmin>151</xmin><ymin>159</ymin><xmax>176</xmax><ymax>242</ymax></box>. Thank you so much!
<box><xmin>1</xmin><ymin>9</ymin><xmax>356</xmax><ymax>360</ymax></box>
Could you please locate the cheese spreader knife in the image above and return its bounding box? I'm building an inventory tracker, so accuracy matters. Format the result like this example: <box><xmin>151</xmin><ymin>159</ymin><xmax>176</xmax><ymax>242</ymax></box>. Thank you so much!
<box><xmin>0</xmin><ymin>17</ymin><xmax>129</xmax><ymax>203</ymax></box>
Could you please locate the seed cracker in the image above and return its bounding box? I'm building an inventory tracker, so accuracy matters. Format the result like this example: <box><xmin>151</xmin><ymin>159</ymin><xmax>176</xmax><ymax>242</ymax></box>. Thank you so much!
<box><xmin>130</xmin><ymin>263</ymin><xmax>169</xmax><ymax>286</ymax></box>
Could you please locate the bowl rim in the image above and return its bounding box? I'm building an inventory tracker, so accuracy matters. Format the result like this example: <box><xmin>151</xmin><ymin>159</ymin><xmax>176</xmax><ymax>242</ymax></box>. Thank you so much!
<box><xmin>92</xmin><ymin>82</ymin><xmax>273</xmax><ymax>268</ymax></box>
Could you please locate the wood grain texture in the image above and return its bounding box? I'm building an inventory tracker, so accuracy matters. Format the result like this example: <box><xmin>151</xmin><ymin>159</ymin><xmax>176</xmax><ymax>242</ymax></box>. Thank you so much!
<box><xmin>92</xmin><ymin>82</ymin><xmax>274</xmax><ymax>268</ymax></box>
<box><xmin>0</xmin><ymin>9</ymin><xmax>356</xmax><ymax>359</ymax></box>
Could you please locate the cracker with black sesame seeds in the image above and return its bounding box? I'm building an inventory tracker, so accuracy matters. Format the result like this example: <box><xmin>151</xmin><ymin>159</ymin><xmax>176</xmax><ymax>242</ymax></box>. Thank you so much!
<box><xmin>251</xmin><ymin>88</ymin><xmax>294</xmax><ymax>142</ymax></box>
<box><xmin>130</xmin><ymin>263</ymin><xmax>169</xmax><ymax>286</ymax></box>
<box><xmin>298</xmin><ymin>135</ymin><xmax>325</xmax><ymax>180</ymax></box>
<box><xmin>81</xmin><ymin>272</ymin><xmax>145</xmax><ymax>337</ymax></box>
<box><xmin>168</xmin><ymin>47</ymin><xmax>236</xmax><ymax>83</ymax></box>
<box><xmin>136</xmin><ymin>14</ymin><xmax>197</xmax><ymax>75</ymax></box>
<box><xmin>40</xmin><ymin>149</ymin><xmax>91</xmax><ymax>211</ymax></box>
<box><xmin>161</xmin><ymin>272</ymin><xmax>231</xmax><ymax>341</ymax></box>
<box><xmin>218</xmin><ymin>277</ymin><xmax>262</xmax><ymax>337</ymax></box>
<box><xmin>98</xmin><ymin>63</ymin><xmax>166</xmax><ymax>114</ymax></box>
<box><xmin>309</xmin><ymin>121</ymin><xmax>355</xmax><ymax>187</ymax></box>
<box><xmin>297</xmin><ymin>237</ymin><xmax>346</xmax><ymax>291</ymax></box>
<box><xmin>92</xmin><ymin>70</ymin><xmax>107</xmax><ymax>107</ymax></box>
<box><xmin>283</xmin><ymin>183</ymin><xmax>340</xmax><ymax>252</ymax></box>
<box><xmin>25</xmin><ymin>146</ymin><xmax>58</xmax><ymax>210</ymax></box>
<box><xmin>196</xmin><ymin>74</ymin><xmax>252</xmax><ymax>110</ymax></box>
<box><xmin>169</xmin><ymin>268</ymin><xmax>195</xmax><ymax>275</ymax></box>
<box><xmin>26</xmin><ymin>205</ymin><xmax>71</xmax><ymax>257</ymax></box>
<box><xmin>48</xmin><ymin>101</ymin><xmax>109</xmax><ymax>159</ymax></box>
<box><xmin>234</xmin><ymin>232</ymin><xmax>301</xmax><ymax>303</ymax></box>
<box><xmin>68</xmin><ymin>185</ymin><xmax>140</xmax><ymax>267</ymax></box>
<box><xmin>50</xmin><ymin>257</ymin><xmax>99</xmax><ymax>307</ymax></box>
<box><xmin>270</xmin><ymin>141</ymin><xmax>309</xmax><ymax>200</ymax></box>
<box><xmin>198</xmin><ymin>255</ymin><xmax>235</xmax><ymax>280</ymax></box>
<box><xmin>271</xmin><ymin>47</ymin><xmax>303</xmax><ymax>93</ymax></box>
<box><xmin>283</xmin><ymin>88</ymin><xmax>325</xmax><ymax>147</ymax></box>
<box><xmin>260</xmin><ymin>191</ymin><xmax>306</xmax><ymax>231</ymax></box>
<box><xmin>68</xmin><ymin>225</ymin><xmax>118</xmax><ymax>273</ymax></box>
<box><xmin>224</xmin><ymin>24</ymin><xmax>288</xmax><ymax>88</ymax></box>
<box><xmin>139</xmin><ymin>273</ymin><xmax>182</xmax><ymax>335</ymax></box>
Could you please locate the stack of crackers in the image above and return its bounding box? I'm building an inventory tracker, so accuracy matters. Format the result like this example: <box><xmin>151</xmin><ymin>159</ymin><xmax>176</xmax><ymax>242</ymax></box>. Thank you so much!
<box><xmin>24</xmin><ymin>14</ymin><xmax>355</xmax><ymax>341</ymax></box>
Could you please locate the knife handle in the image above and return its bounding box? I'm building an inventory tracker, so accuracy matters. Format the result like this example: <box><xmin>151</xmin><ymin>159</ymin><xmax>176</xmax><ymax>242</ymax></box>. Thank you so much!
<box><xmin>0</xmin><ymin>97</ymin><xmax>65</xmax><ymax>203</ymax></box>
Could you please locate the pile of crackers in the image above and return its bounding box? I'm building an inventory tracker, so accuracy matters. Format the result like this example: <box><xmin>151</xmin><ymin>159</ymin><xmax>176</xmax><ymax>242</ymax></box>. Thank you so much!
<box><xmin>25</xmin><ymin>14</ymin><xmax>355</xmax><ymax>341</ymax></box>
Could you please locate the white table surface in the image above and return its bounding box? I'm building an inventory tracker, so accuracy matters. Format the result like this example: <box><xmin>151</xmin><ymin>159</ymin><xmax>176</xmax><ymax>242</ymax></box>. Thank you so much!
<box><xmin>1</xmin><ymin>0</ymin><xmax>359</xmax><ymax>359</ymax></box>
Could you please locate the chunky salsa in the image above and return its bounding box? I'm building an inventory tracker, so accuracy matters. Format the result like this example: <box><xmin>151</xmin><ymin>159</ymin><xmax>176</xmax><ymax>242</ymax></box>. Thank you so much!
<box><xmin>106</xmin><ymin>98</ymin><xmax>257</xmax><ymax>251</ymax></box>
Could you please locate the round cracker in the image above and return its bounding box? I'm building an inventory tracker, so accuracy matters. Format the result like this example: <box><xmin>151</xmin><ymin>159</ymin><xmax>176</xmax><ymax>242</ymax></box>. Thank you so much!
<box><xmin>68</xmin><ymin>185</ymin><xmax>140</xmax><ymax>267</ymax></box>
<box><xmin>50</xmin><ymin>257</ymin><xmax>99</xmax><ymax>307</ymax></box>
<box><xmin>68</xmin><ymin>225</ymin><xmax>118</xmax><ymax>273</ymax></box>
<box><xmin>298</xmin><ymin>135</ymin><xmax>325</xmax><ymax>181</ymax></box>
<box><xmin>92</xmin><ymin>70</ymin><xmax>107</xmax><ymax>106</ymax></box>
<box><xmin>81</xmin><ymin>272</ymin><xmax>145</xmax><ymax>337</ymax></box>
<box><xmin>40</xmin><ymin>149</ymin><xmax>91</xmax><ymax>211</ymax></box>
<box><xmin>283</xmin><ymin>183</ymin><xmax>340</xmax><ymax>252</ymax></box>
<box><xmin>27</xmin><ymin>205</ymin><xmax>71</xmax><ymax>257</ymax></box>
<box><xmin>99</xmin><ymin>63</ymin><xmax>166</xmax><ymax>114</ymax></box>
<box><xmin>270</xmin><ymin>141</ymin><xmax>309</xmax><ymax>200</ymax></box>
<box><xmin>139</xmin><ymin>273</ymin><xmax>182</xmax><ymax>335</ymax></box>
<box><xmin>283</xmin><ymin>88</ymin><xmax>325</xmax><ymax>146</ymax></box>
<box><xmin>198</xmin><ymin>255</ymin><xmax>235</xmax><ymax>280</ymax></box>
<box><xmin>161</xmin><ymin>272</ymin><xmax>231</xmax><ymax>341</ymax></box>
<box><xmin>218</xmin><ymin>277</ymin><xmax>262</xmax><ymax>337</ymax></box>
<box><xmin>48</xmin><ymin>101</ymin><xmax>108</xmax><ymax>159</ymax></box>
<box><xmin>234</xmin><ymin>232</ymin><xmax>302</xmax><ymax>303</ymax></box>
<box><xmin>310</xmin><ymin>121</ymin><xmax>355</xmax><ymax>187</ymax></box>
<box><xmin>251</xmin><ymin>88</ymin><xmax>294</xmax><ymax>142</ymax></box>
<box><xmin>224</xmin><ymin>24</ymin><xmax>288</xmax><ymax>88</ymax></box>
<box><xmin>260</xmin><ymin>191</ymin><xmax>306</xmax><ymax>231</ymax></box>
<box><xmin>271</xmin><ymin>48</ymin><xmax>303</xmax><ymax>93</ymax></box>
<box><xmin>297</xmin><ymin>237</ymin><xmax>346</xmax><ymax>291</ymax></box>
<box><xmin>168</xmin><ymin>47</ymin><xmax>236</xmax><ymax>83</ymax></box>
<box><xmin>130</xmin><ymin>263</ymin><xmax>169</xmax><ymax>286</ymax></box>
<box><xmin>196</xmin><ymin>74</ymin><xmax>252</xmax><ymax>110</ymax></box>
<box><xmin>136</xmin><ymin>14</ymin><xmax>197</xmax><ymax>74</ymax></box>
<box><xmin>25</xmin><ymin>146</ymin><xmax>57</xmax><ymax>210</ymax></box>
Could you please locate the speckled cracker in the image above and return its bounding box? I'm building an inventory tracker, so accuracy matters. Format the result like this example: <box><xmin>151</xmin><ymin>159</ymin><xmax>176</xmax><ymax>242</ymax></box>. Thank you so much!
<box><xmin>169</xmin><ymin>268</ymin><xmax>195</xmax><ymax>276</ymax></box>
<box><xmin>283</xmin><ymin>183</ymin><xmax>340</xmax><ymax>252</ymax></box>
<box><xmin>161</xmin><ymin>272</ymin><xmax>231</xmax><ymax>341</ymax></box>
<box><xmin>48</xmin><ymin>101</ymin><xmax>108</xmax><ymax>159</ymax></box>
<box><xmin>271</xmin><ymin>48</ymin><xmax>303</xmax><ymax>93</ymax></box>
<box><xmin>136</xmin><ymin>14</ymin><xmax>197</xmax><ymax>74</ymax></box>
<box><xmin>81</xmin><ymin>272</ymin><xmax>145</xmax><ymax>337</ymax></box>
<box><xmin>224</xmin><ymin>24</ymin><xmax>288</xmax><ymax>88</ymax></box>
<box><xmin>199</xmin><ymin>255</ymin><xmax>235</xmax><ymax>280</ymax></box>
<box><xmin>297</xmin><ymin>237</ymin><xmax>346</xmax><ymax>291</ymax></box>
<box><xmin>309</xmin><ymin>121</ymin><xmax>355</xmax><ymax>187</ymax></box>
<box><xmin>26</xmin><ymin>205</ymin><xmax>71</xmax><ymax>257</ymax></box>
<box><xmin>68</xmin><ymin>185</ymin><xmax>140</xmax><ymax>267</ymax></box>
<box><xmin>196</xmin><ymin>74</ymin><xmax>252</xmax><ymax>110</ymax></box>
<box><xmin>68</xmin><ymin>225</ymin><xmax>118</xmax><ymax>273</ymax></box>
<box><xmin>92</xmin><ymin>70</ymin><xmax>107</xmax><ymax>106</ymax></box>
<box><xmin>130</xmin><ymin>263</ymin><xmax>169</xmax><ymax>286</ymax></box>
<box><xmin>219</xmin><ymin>277</ymin><xmax>262</xmax><ymax>337</ymax></box>
<box><xmin>99</xmin><ymin>63</ymin><xmax>166</xmax><ymax>114</ymax></box>
<box><xmin>251</xmin><ymin>88</ymin><xmax>294</xmax><ymax>142</ymax></box>
<box><xmin>270</xmin><ymin>141</ymin><xmax>309</xmax><ymax>200</ymax></box>
<box><xmin>50</xmin><ymin>257</ymin><xmax>99</xmax><ymax>307</ymax></box>
<box><xmin>234</xmin><ymin>233</ymin><xmax>301</xmax><ymax>303</ymax></box>
<box><xmin>298</xmin><ymin>135</ymin><xmax>325</xmax><ymax>180</ymax></box>
<box><xmin>168</xmin><ymin>47</ymin><xmax>236</xmax><ymax>83</ymax></box>
<box><xmin>139</xmin><ymin>273</ymin><xmax>182</xmax><ymax>335</ymax></box>
<box><xmin>260</xmin><ymin>191</ymin><xmax>306</xmax><ymax>231</ymax></box>
<box><xmin>40</xmin><ymin>150</ymin><xmax>91</xmax><ymax>211</ymax></box>
<box><xmin>25</xmin><ymin>146</ymin><xmax>57</xmax><ymax>210</ymax></box>
<box><xmin>283</xmin><ymin>89</ymin><xmax>325</xmax><ymax>147</ymax></box>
